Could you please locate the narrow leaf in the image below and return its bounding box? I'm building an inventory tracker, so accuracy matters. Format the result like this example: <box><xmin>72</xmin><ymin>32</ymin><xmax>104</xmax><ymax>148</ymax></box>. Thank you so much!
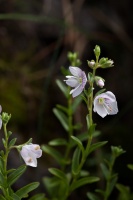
<box><xmin>88</xmin><ymin>124</ymin><xmax>96</xmax><ymax>137</ymax></box>
<box><xmin>108</xmin><ymin>175</ymin><xmax>118</xmax><ymax>195</ymax></box>
<box><xmin>72</xmin><ymin>147</ymin><xmax>81</xmax><ymax>176</ymax></box>
<box><xmin>9</xmin><ymin>138</ymin><xmax>17</xmax><ymax>148</ymax></box>
<box><xmin>88</xmin><ymin>141</ymin><xmax>108</xmax><ymax>154</ymax></box>
<box><xmin>71</xmin><ymin>136</ymin><xmax>84</xmax><ymax>153</ymax></box>
<box><xmin>94</xmin><ymin>89</ymin><xmax>106</xmax><ymax>98</ymax></box>
<box><xmin>29</xmin><ymin>193</ymin><xmax>46</xmax><ymax>200</ymax></box>
<box><xmin>11</xmin><ymin>193</ymin><xmax>21</xmax><ymax>200</ymax></box>
<box><xmin>49</xmin><ymin>138</ymin><xmax>67</xmax><ymax>146</ymax></box>
<box><xmin>56</xmin><ymin>79</ymin><xmax>68</xmax><ymax>97</ymax></box>
<box><xmin>127</xmin><ymin>164</ymin><xmax>133</xmax><ymax>171</ymax></box>
<box><xmin>71</xmin><ymin>96</ymin><xmax>82</xmax><ymax>113</ymax></box>
<box><xmin>16</xmin><ymin>182</ymin><xmax>39</xmax><ymax>198</ymax></box>
<box><xmin>53</xmin><ymin>108</ymin><xmax>69</xmax><ymax>131</ymax></box>
<box><xmin>42</xmin><ymin>145</ymin><xmax>65</xmax><ymax>165</ymax></box>
<box><xmin>8</xmin><ymin>165</ymin><xmax>27</xmax><ymax>186</ymax></box>
<box><xmin>0</xmin><ymin>194</ymin><xmax>6</xmax><ymax>200</ymax></box>
<box><xmin>70</xmin><ymin>176</ymin><xmax>99</xmax><ymax>191</ymax></box>
<box><xmin>70</xmin><ymin>132</ymin><xmax>88</xmax><ymax>147</ymax></box>
<box><xmin>56</xmin><ymin>104</ymin><xmax>68</xmax><ymax>114</ymax></box>
<box><xmin>100</xmin><ymin>163</ymin><xmax>109</xmax><ymax>180</ymax></box>
<box><xmin>116</xmin><ymin>183</ymin><xmax>130</xmax><ymax>200</ymax></box>
<box><xmin>87</xmin><ymin>192</ymin><xmax>100</xmax><ymax>200</ymax></box>
<box><xmin>48</xmin><ymin>168</ymin><xmax>67</xmax><ymax>182</ymax></box>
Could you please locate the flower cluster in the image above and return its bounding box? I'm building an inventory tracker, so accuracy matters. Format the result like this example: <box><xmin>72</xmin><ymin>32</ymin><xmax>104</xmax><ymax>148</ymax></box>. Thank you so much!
<box><xmin>65</xmin><ymin>65</ymin><xmax>118</xmax><ymax>118</ymax></box>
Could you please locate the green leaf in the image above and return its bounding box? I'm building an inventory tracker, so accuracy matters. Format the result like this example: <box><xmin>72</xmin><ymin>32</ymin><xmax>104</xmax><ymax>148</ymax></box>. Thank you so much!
<box><xmin>87</xmin><ymin>192</ymin><xmax>100</xmax><ymax>200</ymax></box>
<box><xmin>100</xmin><ymin>163</ymin><xmax>109</xmax><ymax>180</ymax></box>
<box><xmin>48</xmin><ymin>168</ymin><xmax>67</xmax><ymax>182</ymax></box>
<box><xmin>94</xmin><ymin>89</ymin><xmax>106</xmax><ymax>98</ymax></box>
<box><xmin>108</xmin><ymin>174</ymin><xmax>118</xmax><ymax>195</ymax></box>
<box><xmin>72</xmin><ymin>147</ymin><xmax>81</xmax><ymax>176</ymax></box>
<box><xmin>0</xmin><ymin>194</ymin><xmax>6</xmax><ymax>200</ymax></box>
<box><xmin>53</xmin><ymin>108</ymin><xmax>69</xmax><ymax>131</ymax></box>
<box><xmin>88</xmin><ymin>141</ymin><xmax>108</xmax><ymax>155</ymax></box>
<box><xmin>0</xmin><ymin>156</ymin><xmax>4</xmax><ymax>171</ymax></box>
<box><xmin>11</xmin><ymin>193</ymin><xmax>21</xmax><ymax>200</ymax></box>
<box><xmin>9</xmin><ymin>138</ymin><xmax>17</xmax><ymax>148</ymax></box>
<box><xmin>8</xmin><ymin>165</ymin><xmax>27</xmax><ymax>186</ymax></box>
<box><xmin>49</xmin><ymin>138</ymin><xmax>67</xmax><ymax>146</ymax></box>
<box><xmin>56</xmin><ymin>104</ymin><xmax>68</xmax><ymax>114</ymax></box>
<box><xmin>71</xmin><ymin>136</ymin><xmax>84</xmax><ymax>153</ymax></box>
<box><xmin>80</xmin><ymin>170</ymin><xmax>90</xmax><ymax>177</ymax></box>
<box><xmin>127</xmin><ymin>164</ymin><xmax>133</xmax><ymax>170</ymax></box>
<box><xmin>16</xmin><ymin>182</ymin><xmax>39</xmax><ymax>198</ymax></box>
<box><xmin>70</xmin><ymin>132</ymin><xmax>88</xmax><ymax>147</ymax></box>
<box><xmin>116</xmin><ymin>183</ymin><xmax>130</xmax><ymax>200</ymax></box>
<box><xmin>86</xmin><ymin>114</ymin><xmax>90</xmax><ymax>129</ymax></box>
<box><xmin>42</xmin><ymin>145</ymin><xmax>65</xmax><ymax>165</ymax></box>
<box><xmin>0</xmin><ymin>171</ymin><xmax>5</xmax><ymax>187</ymax></box>
<box><xmin>56</xmin><ymin>79</ymin><xmax>68</xmax><ymax>97</ymax></box>
<box><xmin>71</xmin><ymin>96</ymin><xmax>82</xmax><ymax>113</ymax></box>
<box><xmin>70</xmin><ymin>176</ymin><xmax>100</xmax><ymax>191</ymax></box>
<box><xmin>88</xmin><ymin>124</ymin><xmax>96</xmax><ymax>137</ymax></box>
<box><xmin>81</xmin><ymin>95</ymin><xmax>88</xmax><ymax>104</ymax></box>
<box><xmin>29</xmin><ymin>193</ymin><xmax>46</xmax><ymax>200</ymax></box>
<box><xmin>7</xmin><ymin>169</ymin><xmax>16</xmax><ymax>174</ymax></box>
<box><xmin>43</xmin><ymin>176</ymin><xmax>68</xmax><ymax>199</ymax></box>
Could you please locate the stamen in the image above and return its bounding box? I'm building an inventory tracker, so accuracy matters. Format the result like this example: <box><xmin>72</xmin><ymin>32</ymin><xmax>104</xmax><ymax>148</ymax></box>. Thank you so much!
<box><xmin>35</xmin><ymin>145</ymin><xmax>40</xmax><ymax>150</ymax></box>
<box><xmin>27</xmin><ymin>157</ymin><xmax>32</xmax><ymax>163</ymax></box>
<box><xmin>98</xmin><ymin>97</ymin><xmax>104</xmax><ymax>105</ymax></box>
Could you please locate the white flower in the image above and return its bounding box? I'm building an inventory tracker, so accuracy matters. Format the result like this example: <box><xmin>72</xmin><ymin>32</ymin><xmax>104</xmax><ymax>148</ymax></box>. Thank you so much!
<box><xmin>20</xmin><ymin>144</ymin><xmax>42</xmax><ymax>167</ymax></box>
<box><xmin>0</xmin><ymin>105</ymin><xmax>2</xmax><ymax>129</ymax></box>
<box><xmin>93</xmin><ymin>91</ymin><xmax>118</xmax><ymax>118</ymax></box>
<box><xmin>64</xmin><ymin>66</ymin><xmax>87</xmax><ymax>97</ymax></box>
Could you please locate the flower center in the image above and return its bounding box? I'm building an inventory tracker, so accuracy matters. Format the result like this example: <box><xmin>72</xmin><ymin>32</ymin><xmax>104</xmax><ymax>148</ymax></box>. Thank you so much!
<box><xmin>78</xmin><ymin>77</ymin><xmax>82</xmax><ymax>84</ymax></box>
<box><xmin>98</xmin><ymin>97</ymin><xmax>104</xmax><ymax>105</ymax></box>
<box><xmin>27</xmin><ymin>157</ymin><xmax>32</xmax><ymax>163</ymax></box>
<box><xmin>34</xmin><ymin>145</ymin><xmax>40</xmax><ymax>150</ymax></box>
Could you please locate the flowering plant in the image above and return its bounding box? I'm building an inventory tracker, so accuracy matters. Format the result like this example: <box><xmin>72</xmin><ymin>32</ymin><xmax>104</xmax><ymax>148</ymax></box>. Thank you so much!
<box><xmin>0</xmin><ymin>45</ymin><xmax>131</xmax><ymax>200</ymax></box>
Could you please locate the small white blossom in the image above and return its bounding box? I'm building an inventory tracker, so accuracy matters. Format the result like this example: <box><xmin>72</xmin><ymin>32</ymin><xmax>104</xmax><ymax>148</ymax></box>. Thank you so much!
<box><xmin>0</xmin><ymin>105</ymin><xmax>2</xmax><ymax>129</ymax></box>
<box><xmin>64</xmin><ymin>66</ymin><xmax>87</xmax><ymax>97</ymax></box>
<box><xmin>93</xmin><ymin>91</ymin><xmax>118</xmax><ymax>118</ymax></box>
<box><xmin>20</xmin><ymin>144</ymin><xmax>42</xmax><ymax>167</ymax></box>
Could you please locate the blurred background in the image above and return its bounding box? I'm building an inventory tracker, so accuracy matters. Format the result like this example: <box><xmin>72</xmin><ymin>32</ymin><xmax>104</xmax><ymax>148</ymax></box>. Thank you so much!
<box><xmin>0</xmin><ymin>0</ymin><xmax>133</xmax><ymax>199</ymax></box>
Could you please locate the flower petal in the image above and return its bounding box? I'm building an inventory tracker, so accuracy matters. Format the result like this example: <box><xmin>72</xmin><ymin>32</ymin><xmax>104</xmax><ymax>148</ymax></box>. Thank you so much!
<box><xmin>0</xmin><ymin>119</ymin><xmax>2</xmax><ymax>129</ymax></box>
<box><xmin>93</xmin><ymin>104</ymin><xmax>108</xmax><ymax>118</ymax></box>
<box><xmin>64</xmin><ymin>77</ymin><xmax>79</xmax><ymax>87</ymax></box>
<box><xmin>69</xmin><ymin>66</ymin><xmax>82</xmax><ymax>77</ymax></box>
<box><xmin>70</xmin><ymin>84</ymin><xmax>83</xmax><ymax>97</ymax></box>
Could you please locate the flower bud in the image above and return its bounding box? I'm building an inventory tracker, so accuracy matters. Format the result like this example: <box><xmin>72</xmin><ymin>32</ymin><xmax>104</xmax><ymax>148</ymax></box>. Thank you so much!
<box><xmin>95</xmin><ymin>76</ymin><xmax>105</xmax><ymax>88</ymax></box>
<box><xmin>1</xmin><ymin>112</ymin><xmax>11</xmax><ymax>124</ymax></box>
<box><xmin>87</xmin><ymin>60</ymin><xmax>95</xmax><ymax>68</ymax></box>
<box><xmin>94</xmin><ymin>45</ymin><xmax>101</xmax><ymax>59</ymax></box>
<box><xmin>97</xmin><ymin>79</ymin><xmax>104</xmax><ymax>88</ymax></box>
<box><xmin>99</xmin><ymin>57</ymin><xmax>114</xmax><ymax>68</ymax></box>
<box><xmin>111</xmin><ymin>146</ymin><xmax>125</xmax><ymax>158</ymax></box>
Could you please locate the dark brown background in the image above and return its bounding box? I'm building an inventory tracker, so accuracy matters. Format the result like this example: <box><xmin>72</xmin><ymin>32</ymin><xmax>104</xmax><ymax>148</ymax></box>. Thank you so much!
<box><xmin>0</xmin><ymin>0</ymin><xmax>133</xmax><ymax>199</ymax></box>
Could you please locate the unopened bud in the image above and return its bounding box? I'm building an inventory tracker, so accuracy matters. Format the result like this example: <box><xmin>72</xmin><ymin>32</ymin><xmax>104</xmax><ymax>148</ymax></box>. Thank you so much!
<box><xmin>94</xmin><ymin>45</ymin><xmax>101</xmax><ymax>59</ymax></box>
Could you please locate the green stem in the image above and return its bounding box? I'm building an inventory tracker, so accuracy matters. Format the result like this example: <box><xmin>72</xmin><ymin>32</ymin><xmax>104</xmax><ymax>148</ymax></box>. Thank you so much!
<box><xmin>68</xmin><ymin>67</ymin><xmax>97</xmax><ymax>196</ymax></box>
<box><xmin>2</xmin><ymin>123</ymin><xmax>10</xmax><ymax>199</ymax></box>
<box><xmin>104</xmin><ymin>157</ymin><xmax>115</xmax><ymax>200</ymax></box>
